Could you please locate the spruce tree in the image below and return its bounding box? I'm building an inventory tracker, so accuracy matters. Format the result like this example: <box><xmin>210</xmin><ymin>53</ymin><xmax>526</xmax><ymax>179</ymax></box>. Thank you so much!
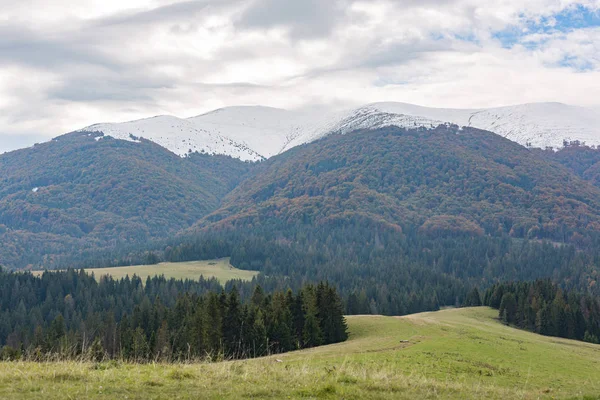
<box><xmin>499</xmin><ymin>293</ymin><xmax>517</xmax><ymax>324</ymax></box>
<box><xmin>223</xmin><ymin>287</ymin><xmax>242</xmax><ymax>358</ymax></box>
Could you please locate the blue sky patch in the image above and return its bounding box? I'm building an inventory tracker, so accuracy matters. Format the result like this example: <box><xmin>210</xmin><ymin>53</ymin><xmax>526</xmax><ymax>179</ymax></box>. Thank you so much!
<box><xmin>492</xmin><ymin>5</ymin><xmax>600</xmax><ymax>48</ymax></box>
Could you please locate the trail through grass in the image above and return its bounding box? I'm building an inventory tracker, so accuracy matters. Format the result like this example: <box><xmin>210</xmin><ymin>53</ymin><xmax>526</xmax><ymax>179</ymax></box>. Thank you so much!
<box><xmin>1</xmin><ymin>307</ymin><xmax>599</xmax><ymax>399</ymax></box>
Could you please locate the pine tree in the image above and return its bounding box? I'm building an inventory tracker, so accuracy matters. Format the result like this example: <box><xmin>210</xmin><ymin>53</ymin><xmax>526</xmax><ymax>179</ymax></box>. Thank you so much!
<box><xmin>154</xmin><ymin>320</ymin><xmax>171</xmax><ymax>361</ymax></box>
<box><xmin>223</xmin><ymin>287</ymin><xmax>242</xmax><ymax>358</ymax></box>
<box><xmin>303</xmin><ymin>311</ymin><xmax>322</xmax><ymax>348</ymax></box>
<box><xmin>291</xmin><ymin>291</ymin><xmax>305</xmax><ymax>348</ymax></box>
<box><xmin>269</xmin><ymin>292</ymin><xmax>294</xmax><ymax>353</ymax></box>
<box><xmin>251</xmin><ymin>310</ymin><xmax>268</xmax><ymax>357</ymax></box>
<box><xmin>206</xmin><ymin>293</ymin><xmax>223</xmax><ymax>357</ymax></box>
<box><xmin>499</xmin><ymin>293</ymin><xmax>517</xmax><ymax>325</ymax></box>
<box><xmin>535</xmin><ymin>305</ymin><xmax>551</xmax><ymax>335</ymax></box>
<box><xmin>251</xmin><ymin>286</ymin><xmax>265</xmax><ymax>309</ymax></box>
<box><xmin>346</xmin><ymin>292</ymin><xmax>360</xmax><ymax>315</ymax></box>
<box><xmin>465</xmin><ymin>288</ymin><xmax>482</xmax><ymax>307</ymax></box>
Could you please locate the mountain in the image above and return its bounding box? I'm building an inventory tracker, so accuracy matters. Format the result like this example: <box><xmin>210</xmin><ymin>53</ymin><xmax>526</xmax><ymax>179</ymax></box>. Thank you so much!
<box><xmin>77</xmin><ymin>102</ymin><xmax>600</xmax><ymax>160</ymax></box>
<box><xmin>82</xmin><ymin>115</ymin><xmax>266</xmax><ymax>162</ymax></box>
<box><xmin>164</xmin><ymin>125</ymin><xmax>600</xmax><ymax>314</ymax></box>
<box><xmin>196</xmin><ymin>125</ymin><xmax>600</xmax><ymax>245</ymax></box>
<box><xmin>538</xmin><ymin>144</ymin><xmax>600</xmax><ymax>188</ymax></box>
<box><xmin>4</xmin><ymin>101</ymin><xmax>600</xmax><ymax>273</ymax></box>
<box><xmin>0</xmin><ymin>132</ymin><xmax>252</xmax><ymax>269</ymax></box>
<box><xmin>306</xmin><ymin>102</ymin><xmax>600</xmax><ymax>151</ymax></box>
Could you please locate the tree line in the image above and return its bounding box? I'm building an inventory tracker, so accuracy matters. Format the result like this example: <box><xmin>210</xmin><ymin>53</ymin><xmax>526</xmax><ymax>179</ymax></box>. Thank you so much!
<box><xmin>0</xmin><ymin>268</ymin><xmax>347</xmax><ymax>362</ymax></box>
<box><xmin>483</xmin><ymin>279</ymin><xmax>600</xmax><ymax>344</ymax></box>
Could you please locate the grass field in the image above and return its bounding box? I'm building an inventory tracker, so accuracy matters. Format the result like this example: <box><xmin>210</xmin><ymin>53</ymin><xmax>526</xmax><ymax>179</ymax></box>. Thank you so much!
<box><xmin>33</xmin><ymin>258</ymin><xmax>259</xmax><ymax>283</ymax></box>
<box><xmin>1</xmin><ymin>307</ymin><xmax>599</xmax><ymax>399</ymax></box>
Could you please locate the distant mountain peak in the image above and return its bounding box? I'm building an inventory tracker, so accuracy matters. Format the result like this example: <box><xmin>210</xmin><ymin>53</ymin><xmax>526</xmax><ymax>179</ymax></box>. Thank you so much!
<box><xmin>77</xmin><ymin>102</ymin><xmax>600</xmax><ymax>160</ymax></box>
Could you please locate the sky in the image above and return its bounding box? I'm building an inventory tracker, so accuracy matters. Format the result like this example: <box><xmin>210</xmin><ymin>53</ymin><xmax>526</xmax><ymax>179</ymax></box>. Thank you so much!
<box><xmin>1</xmin><ymin>0</ymin><xmax>600</xmax><ymax>153</ymax></box>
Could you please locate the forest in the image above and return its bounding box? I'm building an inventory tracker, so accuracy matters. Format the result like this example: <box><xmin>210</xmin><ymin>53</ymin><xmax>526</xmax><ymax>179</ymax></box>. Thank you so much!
<box><xmin>483</xmin><ymin>279</ymin><xmax>600</xmax><ymax>343</ymax></box>
<box><xmin>0</xmin><ymin>268</ymin><xmax>347</xmax><ymax>362</ymax></box>
<box><xmin>0</xmin><ymin>132</ymin><xmax>252</xmax><ymax>270</ymax></box>
<box><xmin>3</xmin><ymin>128</ymin><xmax>600</xmax><ymax>351</ymax></box>
<box><xmin>155</xmin><ymin>224</ymin><xmax>600</xmax><ymax>316</ymax></box>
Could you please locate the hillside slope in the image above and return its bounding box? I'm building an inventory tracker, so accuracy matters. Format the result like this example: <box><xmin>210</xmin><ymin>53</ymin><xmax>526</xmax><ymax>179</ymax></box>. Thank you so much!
<box><xmin>0</xmin><ymin>132</ymin><xmax>253</xmax><ymax>269</ymax></box>
<box><xmin>1</xmin><ymin>307</ymin><xmax>598</xmax><ymax>399</ymax></box>
<box><xmin>538</xmin><ymin>144</ymin><xmax>600</xmax><ymax>189</ymax></box>
<box><xmin>199</xmin><ymin>125</ymin><xmax>600</xmax><ymax>244</ymax></box>
<box><xmin>82</xmin><ymin>116</ymin><xmax>265</xmax><ymax>161</ymax></box>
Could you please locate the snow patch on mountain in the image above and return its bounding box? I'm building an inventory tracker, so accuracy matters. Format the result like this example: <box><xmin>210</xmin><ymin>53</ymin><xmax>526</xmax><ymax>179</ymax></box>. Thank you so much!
<box><xmin>83</xmin><ymin>115</ymin><xmax>265</xmax><ymax>162</ymax></box>
<box><xmin>78</xmin><ymin>102</ymin><xmax>600</xmax><ymax>161</ymax></box>
<box><xmin>352</xmin><ymin>102</ymin><xmax>600</xmax><ymax>150</ymax></box>
<box><xmin>465</xmin><ymin>103</ymin><xmax>600</xmax><ymax>149</ymax></box>
<box><xmin>281</xmin><ymin>105</ymin><xmax>445</xmax><ymax>151</ymax></box>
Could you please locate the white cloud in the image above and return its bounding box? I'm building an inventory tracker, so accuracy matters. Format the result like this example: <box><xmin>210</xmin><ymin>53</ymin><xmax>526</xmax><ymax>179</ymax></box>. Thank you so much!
<box><xmin>0</xmin><ymin>0</ymin><xmax>599</xmax><ymax>153</ymax></box>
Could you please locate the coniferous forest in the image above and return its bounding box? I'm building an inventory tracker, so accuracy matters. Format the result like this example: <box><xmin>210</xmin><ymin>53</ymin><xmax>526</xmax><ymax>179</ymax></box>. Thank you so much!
<box><xmin>2</xmin><ymin>127</ymin><xmax>600</xmax><ymax>359</ymax></box>
<box><xmin>0</xmin><ymin>268</ymin><xmax>347</xmax><ymax>361</ymax></box>
<box><xmin>483</xmin><ymin>279</ymin><xmax>600</xmax><ymax>343</ymax></box>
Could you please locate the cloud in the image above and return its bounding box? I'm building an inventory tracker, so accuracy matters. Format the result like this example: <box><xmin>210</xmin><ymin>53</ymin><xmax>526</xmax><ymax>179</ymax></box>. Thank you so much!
<box><xmin>0</xmin><ymin>0</ymin><xmax>599</xmax><ymax>153</ymax></box>
<box><xmin>0</xmin><ymin>25</ymin><xmax>118</xmax><ymax>69</ymax></box>
<box><xmin>0</xmin><ymin>134</ymin><xmax>50</xmax><ymax>154</ymax></box>
<box><xmin>237</xmin><ymin>0</ymin><xmax>348</xmax><ymax>39</ymax></box>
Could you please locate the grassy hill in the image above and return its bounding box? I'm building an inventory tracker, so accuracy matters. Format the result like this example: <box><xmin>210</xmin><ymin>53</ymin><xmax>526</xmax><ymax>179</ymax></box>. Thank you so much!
<box><xmin>1</xmin><ymin>307</ymin><xmax>598</xmax><ymax>399</ymax></box>
<box><xmin>32</xmin><ymin>258</ymin><xmax>258</xmax><ymax>283</ymax></box>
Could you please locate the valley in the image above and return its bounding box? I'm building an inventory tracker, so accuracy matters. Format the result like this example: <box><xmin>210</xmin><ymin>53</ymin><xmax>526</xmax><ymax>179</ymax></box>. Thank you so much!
<box><xmin>0</xmin><ymin>307</ymin><xmax>598</xmax><ymax>399</ymax></box>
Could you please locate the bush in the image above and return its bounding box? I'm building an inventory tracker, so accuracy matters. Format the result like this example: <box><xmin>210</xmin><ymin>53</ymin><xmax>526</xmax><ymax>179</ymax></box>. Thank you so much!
<box><xmin>0</xmin><ymin>346</ymin><xmax>21</xmax><ymax>361</ymax></box>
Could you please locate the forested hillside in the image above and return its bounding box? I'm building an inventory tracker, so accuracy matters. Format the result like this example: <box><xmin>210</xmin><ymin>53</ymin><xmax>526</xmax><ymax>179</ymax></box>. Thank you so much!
<box><xmin>4</xmin><ymin>125</ymin><xmax>600</xmax><ymax>321</ymax></box>
<box><xmin>154</xmin><ymin>126</ymin><xmax>600</xmax><ymax>315</ymax></box>
<box><xmin>201</xmin><ymin>126</ymin><xmax>600</xmax><ymax>244</ymax></box>
<box><xmin>539</xmin><ymin>142</ymin><xmax>600</xmax><ymax>188</ymax></box>
<box><xmin>0</xmin><ymin>132</ymin><xmax>253</xmax><ymax>269</ymax></box>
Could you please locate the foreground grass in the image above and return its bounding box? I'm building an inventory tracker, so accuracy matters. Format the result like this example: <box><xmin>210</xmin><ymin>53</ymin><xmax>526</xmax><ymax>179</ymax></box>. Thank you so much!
<box><xmin>33</xmin><ymin>258</ymin><xmax>258</xmax><ymax>283</ymax></box>
<box><xmin>1</xmin><ymin>307</ymin><xmax>599</xmax><ymax>399</ymax></box>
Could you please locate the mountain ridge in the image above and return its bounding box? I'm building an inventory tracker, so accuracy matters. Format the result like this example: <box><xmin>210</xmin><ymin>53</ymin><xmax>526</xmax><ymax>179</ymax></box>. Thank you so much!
<box><xmin>74</xmin><ymin>101</ymin><xmax>600</xmax><ymax>160</ymax></box>
<box><xmin>191</xmin><ymin>125</ymin><xmax>600</xmax><ymax>246</ymax></box>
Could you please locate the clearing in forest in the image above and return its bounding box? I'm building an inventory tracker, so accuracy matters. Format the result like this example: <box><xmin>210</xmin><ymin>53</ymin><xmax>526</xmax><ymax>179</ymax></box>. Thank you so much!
<box><xmin>34</xmin><ymin>258</ymin><xmax>258</xmax><ymax>283</ymax></box>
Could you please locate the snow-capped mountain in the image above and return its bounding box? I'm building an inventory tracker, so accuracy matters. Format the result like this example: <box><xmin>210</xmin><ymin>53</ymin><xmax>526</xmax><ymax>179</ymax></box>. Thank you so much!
<box><xmin>284</xmin><ymin>102</ymin><xmax>600</xmax><ymax>151</ymax></box>
<box><xmin>82</xmin><ymin>115</ymin><xmax>265</xmax><ymax>162</ymax></box>
<box><xmin>78</xmin><ymin>102</ymin><xmax>600</xmax><ymax>160</ymax></box>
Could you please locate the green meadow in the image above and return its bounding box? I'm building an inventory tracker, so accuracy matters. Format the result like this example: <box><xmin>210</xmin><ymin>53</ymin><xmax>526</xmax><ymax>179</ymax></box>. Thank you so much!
<box><xmin>33</xmin><ymin>258</ymin><xmax>258</xmax><ymax>283</ymax></box>
<box><xmin>1</xmin><ymin>307</ymin><xmax>599</xmax><ymax>399</ymax></box>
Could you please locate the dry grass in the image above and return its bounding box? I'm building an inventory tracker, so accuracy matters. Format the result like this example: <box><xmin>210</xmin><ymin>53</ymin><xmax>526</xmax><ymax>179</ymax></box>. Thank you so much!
<box><xmin>1</xmin><ymin>307</ymin><xmax>599</xmax><ymax>399</ymax></box>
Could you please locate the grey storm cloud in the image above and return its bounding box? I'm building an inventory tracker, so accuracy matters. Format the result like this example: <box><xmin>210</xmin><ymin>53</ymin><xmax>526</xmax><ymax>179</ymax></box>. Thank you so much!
<box><xmin>93</xmin><ymin>0</ymin><xmax>237</xmax><ymax>28</ymax></box>
<box><xmin>48</xmin><ymin>76</ymin><xmax>172</xmax><ymax>102</ymax></box>
<box><xmin>237</xmin><ymin>0</ymin><xmax>349</xmax><ymax>39</ymax></box>
<box><xmin>0</xmin><ymin>25</ymin><xmax>120</xmax><ymax>69</ymax></box>
<box><xmin>355</xmin><ymin>38</ymin><xmax>453</xmax><ymax>69</ymax></box>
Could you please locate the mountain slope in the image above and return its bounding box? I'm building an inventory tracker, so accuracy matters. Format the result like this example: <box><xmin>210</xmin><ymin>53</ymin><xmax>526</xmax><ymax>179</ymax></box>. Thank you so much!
<box><xmin>283</xmin><ymin>102</ymin><xmax>600</xmax><ymax>152</ymax></box>
<box><xmin>0</xmin><ymin>132</ymin><xmax>253</xmax><ymax>269</ymax></box>
<box><xmin>77</xmin><ymin>102</ymin><xmax>600</xmax><ymax>160</ymax></box>
<box><xmin>537</xmin><ymin>144</ymin><xmax>600</xmax><ymax>189</ymax></box>
<box><xmin>82</xmin><ymin>116</ymin><xmax>265</xmax><ymax>161</ymax></box>
<box><xmin>197</xmin><ymin>125</ymin><xmax>600</xmax><ymax>244</ymax></box>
